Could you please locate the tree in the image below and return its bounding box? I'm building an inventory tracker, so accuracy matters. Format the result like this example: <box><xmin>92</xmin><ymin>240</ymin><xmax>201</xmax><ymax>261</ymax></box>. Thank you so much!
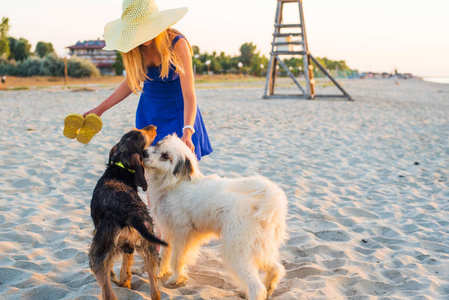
<box><xmin>251</xmin><ymin>54</ymin><xmax>269</xmax><ymax>76</ymax></box>
<box><xmin>0</xmin><ymin>17</ymin><xmax>9</xmax><ymax>38</ymax></box>
<box><xmin>112</xmin><ymin>51</ymin><xmax>124</xmax><ymax>75</ymax></box>
<box><xmin>11</xmin><ymin>38</ymin><xmax>31</xmax><ymax>61</ymax></box>
<box><xmin>216</xmin><ymin>52</ymin><xmax>232</xmax><ymax>72</ymax></box>
<box><xmin>0</xmin><ymin>17</ymin><xmax>10</xmax><ymax>58</ymax></box>
<box><xmin>239</xmin><ymin>42</ymin><xmax>257</xmax><ymax>66</ymax></box>
<box><xmin>192</xmin><ymin>45</ymin><xmax>200</xmax><ymax>56</ymax></box>
<box><xmin>283</xmin><ymin>57</ymin><xmax>303</xmax><ymax>76</ymax></box>
<box><xmin>0</xmin><ymin>38</ymin><xmax>9</xmax><ymax>59</ymax></box>
<box><xmin>35</xmin><ymin>41</ymin><xmax>55</xmax><ymax>58</ymax></box>
<box><xmin>7</xmin><ymin>37</ymin><xmax>16</xmax><ymax>59</ymax></box>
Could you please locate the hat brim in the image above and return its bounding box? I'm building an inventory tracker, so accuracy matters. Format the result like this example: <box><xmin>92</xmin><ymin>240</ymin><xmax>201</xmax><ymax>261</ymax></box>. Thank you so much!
<box><xmin>103</xmin><ymin>7</ymin><xmax>188</xmax><ymax>53</ymax></box>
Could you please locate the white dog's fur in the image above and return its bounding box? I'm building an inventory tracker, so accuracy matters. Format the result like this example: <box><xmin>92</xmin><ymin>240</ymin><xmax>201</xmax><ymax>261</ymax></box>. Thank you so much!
<box><xmin>143</xmin><ymin>135</ymin><xmax>288</xmax><ymax>300</ymax></box>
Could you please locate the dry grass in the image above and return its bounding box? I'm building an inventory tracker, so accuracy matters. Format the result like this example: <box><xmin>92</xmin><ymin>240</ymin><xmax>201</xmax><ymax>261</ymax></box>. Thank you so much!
<box><xmin>0</xmin><ymin>74</ymin><xmax>335</xmax><ymax>91</ymax></box>
<box><xmin>0</xmin><ymin>76</ymin><xmax>125</xmax><ymax>90</ymax></box>
<box><xmin>0</xmin><ymin>74</ymin><xmax>265</xmax><ymax>90</ymax></box>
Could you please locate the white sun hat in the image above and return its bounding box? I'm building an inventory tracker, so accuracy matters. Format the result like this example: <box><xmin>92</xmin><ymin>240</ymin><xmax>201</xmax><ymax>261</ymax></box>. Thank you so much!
<box><xmin>103</xmin><ymin>0</ymin><xmax>187</xmax><ymax>53</ymax></box>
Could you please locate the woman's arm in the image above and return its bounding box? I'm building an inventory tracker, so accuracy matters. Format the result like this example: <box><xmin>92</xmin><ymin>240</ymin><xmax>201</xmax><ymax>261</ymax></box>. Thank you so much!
<box><xmin>175</xmin><ymin>38</ymin><xmax>197</xmax><ymax>152</ymax></box>
<box><xmin>83</xmin><ymin>79</ymin><xmax>133</xmax><ymax>117</ymax></box>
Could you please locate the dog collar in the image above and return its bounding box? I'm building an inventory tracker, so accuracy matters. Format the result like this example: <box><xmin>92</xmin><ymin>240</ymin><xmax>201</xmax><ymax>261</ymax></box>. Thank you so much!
<box><xmin>114</xmin><ymin>161</ymin><xmax>135</xmax><ymax>173</ymax></box>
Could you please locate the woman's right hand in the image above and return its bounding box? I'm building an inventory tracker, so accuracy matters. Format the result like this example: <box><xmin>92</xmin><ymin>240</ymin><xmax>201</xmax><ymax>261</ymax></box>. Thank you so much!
<box><xmin>82</xmin><ymin>79</ymin><xmax>132</xmax><ymax>118</ymax></box>
<box><xmin>83</xmin><ymin>106</ymin><xmax>104</xmax><ymax>117</ymax></box>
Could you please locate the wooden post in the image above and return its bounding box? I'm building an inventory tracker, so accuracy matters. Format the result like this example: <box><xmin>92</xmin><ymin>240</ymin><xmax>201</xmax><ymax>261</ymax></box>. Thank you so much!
<box><xmin>308</xmin><ymin>65</ymin><xmax>315</xmax><ymax>97</ymax></box>
<box><xmin>308</xmin><ymin>57</ymin><xmax>315</xmax><ymax>98</ymax></box>
<box><xmin>64</xmin><ymin>57</ymin><xmax>68</xmax><ymax>85</ymax></box>
<box><xmin>269</xmin><ymin>57</ymin><xmax>277</xmax><ymax>95</ymax></box>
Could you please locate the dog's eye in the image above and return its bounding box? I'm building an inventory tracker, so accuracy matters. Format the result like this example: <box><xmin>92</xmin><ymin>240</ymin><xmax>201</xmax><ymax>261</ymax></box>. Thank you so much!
<box><xmin>161</xmin><ymin>153</ymin><xmax>170</xmax><ymax>160</ymax></box>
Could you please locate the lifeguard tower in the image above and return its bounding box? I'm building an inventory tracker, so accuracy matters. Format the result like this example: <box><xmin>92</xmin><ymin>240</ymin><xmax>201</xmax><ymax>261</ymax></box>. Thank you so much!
<box><xmin>263</xmin><ymin>0</ymin><xmax>353</xmax><ymax>101</ymax></box>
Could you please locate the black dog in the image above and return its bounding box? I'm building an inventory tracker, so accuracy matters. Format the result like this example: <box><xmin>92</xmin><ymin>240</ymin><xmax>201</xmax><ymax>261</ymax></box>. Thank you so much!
<box><xmin>88</xmin><ymin>125</ymin><xmax>166</xmax><ymax>300</ymax></box>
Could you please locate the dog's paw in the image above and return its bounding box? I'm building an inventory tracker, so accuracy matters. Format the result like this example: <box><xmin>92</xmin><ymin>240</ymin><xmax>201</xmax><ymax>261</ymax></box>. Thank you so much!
<box><xmin>157</xmin><ymin>267</ymin><xmax>170</xmax><ymax>279</ymax></box>
<box><xmin>121</xmin><ymin>282</ymin><xmax>132</xmax><ymax>289</ymax></box>
<box><xmin>131</xmin><ymin>266</ymin><xmax>145</xmax><ymax>276</ymax></box>
<box><xmin>110</xmin><ymin>278</ymin><xmax>132</xmax><ymax>289</ymax></box>
<box><xmin>165</xmin><ymin>273</ymin><xmax>187</xmax><ymax>285</ymax></box>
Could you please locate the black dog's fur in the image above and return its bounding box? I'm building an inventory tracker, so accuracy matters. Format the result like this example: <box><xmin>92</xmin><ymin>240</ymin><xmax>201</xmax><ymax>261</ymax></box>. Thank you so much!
<box><xmin>88</xmin><ymin>125</ymin><xmax>166</xmax><ymax>300</ymax></box>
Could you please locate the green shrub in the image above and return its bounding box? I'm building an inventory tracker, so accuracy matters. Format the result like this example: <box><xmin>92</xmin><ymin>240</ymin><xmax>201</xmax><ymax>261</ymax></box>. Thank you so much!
<box><xmin>67</xmin><ymin>56</ymin><xmax>100</xmax><ymax>78</ymax></box>
<box><xmin>16</xmin><ymin>56</ymin><xmax>46</xmax><ymax>76</ymax></box>
<box><xmin>42</xmin><ymin>53</ymin><xmax>64</xmax><ymax>76</ymax></box>
<box><xmin>112</xmin><ymin>52</ymin><xmax>124</xmax><ymax>75</ymax></box>
<box><xmin>0</xmin><ymin>57</ymin><xmax>17</xmax><ymax>75</ymax></box>
<box><xmin>0</xmin><ymin>54</ymin><xmax>100</xmax><ymax>77</ymax></box>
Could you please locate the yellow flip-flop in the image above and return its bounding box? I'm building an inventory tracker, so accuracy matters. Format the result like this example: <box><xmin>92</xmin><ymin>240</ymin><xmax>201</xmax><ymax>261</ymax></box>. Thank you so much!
<box><xmin>63</xmin><ymin>113</ymin><xmax>85</xmax><ymax>139</ymax></box>
<box><xmin>76</xmin><ymin>114</ymin><xmax>103</xmax><ymax>144</ymax></box>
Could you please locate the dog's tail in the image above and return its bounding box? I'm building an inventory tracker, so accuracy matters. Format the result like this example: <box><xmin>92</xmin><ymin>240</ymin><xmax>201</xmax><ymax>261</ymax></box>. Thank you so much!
<box><xmin>131</xmin><ymin>219</ymin><xmax>168</xmax><ymax>247</ymax></box>
<box><xmin>254</xmin><ymin>178</ymin><xmax>289</xmax><ymax>243</ymax></box>
<box><xmin>230</xmin><ymin>176</ymin><xmax>289</xmax><ymax>243</ymax></box>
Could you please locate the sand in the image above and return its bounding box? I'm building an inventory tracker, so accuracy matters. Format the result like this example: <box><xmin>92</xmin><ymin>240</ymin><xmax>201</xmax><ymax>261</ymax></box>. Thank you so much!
<box><xmin>0</xmin><ymin>78</ymin><xmax>448</xmax><ymax>299</ymax></box>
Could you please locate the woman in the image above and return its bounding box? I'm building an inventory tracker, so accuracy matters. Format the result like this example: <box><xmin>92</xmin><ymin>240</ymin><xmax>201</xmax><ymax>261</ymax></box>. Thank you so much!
<box><xmin>84</xmin><ymin>0</ymin><xmax>212</xmax><ymax>159</ymax></box>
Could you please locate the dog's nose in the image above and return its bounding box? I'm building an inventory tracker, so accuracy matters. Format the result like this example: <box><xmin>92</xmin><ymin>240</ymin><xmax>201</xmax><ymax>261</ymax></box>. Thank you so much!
<box><xmin>143</xmin><ymin>149</ymin><xmax>149</xmax><ymax>158</ymax></box>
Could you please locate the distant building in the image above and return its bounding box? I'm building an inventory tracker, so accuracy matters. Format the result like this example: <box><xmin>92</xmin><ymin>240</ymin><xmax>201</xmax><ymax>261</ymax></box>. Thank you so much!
<box><xmin>67</xmin><ymin>39</ymin><xmax>117</xmax><ymax>75</ymax></box>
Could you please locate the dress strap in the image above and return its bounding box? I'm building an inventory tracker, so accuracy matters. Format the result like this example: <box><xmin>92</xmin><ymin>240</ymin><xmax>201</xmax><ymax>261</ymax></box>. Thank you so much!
<box><xmin>171</xmin><ymin>35</ymin><xmax>183</xmax><ymax>49</ymax></box>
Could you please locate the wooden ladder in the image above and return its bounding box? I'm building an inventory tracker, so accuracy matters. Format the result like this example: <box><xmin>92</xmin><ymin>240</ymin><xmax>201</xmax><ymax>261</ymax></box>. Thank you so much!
<box><xmin>263</xmin><ymin>0</ymin><xmax>353</xmax><ymax>101</ymax></box>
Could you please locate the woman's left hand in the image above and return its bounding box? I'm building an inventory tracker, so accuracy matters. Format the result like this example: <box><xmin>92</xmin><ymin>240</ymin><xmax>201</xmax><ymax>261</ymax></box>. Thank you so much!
<box><xmin>181</xmin><ymin>132</ymin><xmax>195</xmax><ymax>153</ymax></box>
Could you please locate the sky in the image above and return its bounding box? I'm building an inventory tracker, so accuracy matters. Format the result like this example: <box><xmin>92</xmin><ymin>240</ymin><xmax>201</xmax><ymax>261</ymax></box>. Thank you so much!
<box><xmin>2</xmin><ymin>0</ymin><xmax>449</xmax><ymax>77</ymax></box>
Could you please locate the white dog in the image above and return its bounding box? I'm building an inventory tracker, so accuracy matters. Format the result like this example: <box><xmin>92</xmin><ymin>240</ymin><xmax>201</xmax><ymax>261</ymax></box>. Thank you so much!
<box><xmin>143</xmin><ymin>135</ymin><xmax>288</xmax><ymax>300</ymax></box>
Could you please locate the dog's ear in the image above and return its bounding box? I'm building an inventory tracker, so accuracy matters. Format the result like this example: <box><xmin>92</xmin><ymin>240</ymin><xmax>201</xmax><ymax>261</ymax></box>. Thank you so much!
<box><xmin>140</xmin><ymin>125</ymin><xmax>157</xmax><ymax>144</ymax></box>
<box><xmin>131</xmin><ymin>153</ymin><xmax>148</xmax><ymax>191</ymax></box>
<box><xmin>109</xmin><ymin>144</ymin><xmax>119</xmax><ymax>163</ymax></box>
<box><xmin>141</xmin><ymin>125</ymin><xmax>157</xmax><ymax>133</ymax></box>
<box><xmin>185</xmin><ymin>157</ymin><xmax>193</xmax><ymax>177</ymax></box>
<box><xmin>173</xmin><ymin>156</ymin><xmax>194</xmax><ymax>180</ymax></box>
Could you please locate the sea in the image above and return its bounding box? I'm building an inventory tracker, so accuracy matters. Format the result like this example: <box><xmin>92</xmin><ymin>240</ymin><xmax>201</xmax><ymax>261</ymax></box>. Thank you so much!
<box><xmin>422</xmin><ymin>77</ymin><xmax>449</xmax><ymax>84</ymax></box>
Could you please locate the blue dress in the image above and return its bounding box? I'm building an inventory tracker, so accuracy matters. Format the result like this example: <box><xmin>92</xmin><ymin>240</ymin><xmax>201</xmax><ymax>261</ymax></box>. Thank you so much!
<box><xmin>135</xmin><ymin>35</ymin><xmax>213</xmax><ymax>160</ymax></box>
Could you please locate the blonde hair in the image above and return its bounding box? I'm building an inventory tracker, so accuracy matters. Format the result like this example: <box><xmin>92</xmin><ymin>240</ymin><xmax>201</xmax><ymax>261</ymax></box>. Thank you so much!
<box><xmin>123</xmin><ymin>28</ymin><xmax>192</xmax><ymax>94</ymax></box>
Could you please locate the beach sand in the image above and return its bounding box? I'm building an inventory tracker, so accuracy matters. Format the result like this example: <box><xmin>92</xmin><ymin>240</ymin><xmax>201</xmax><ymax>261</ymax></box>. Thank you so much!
<box><xmin>1</xmin><ymin>78</ymin><xmax>448</xmax><ymax>299</ymax></box>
